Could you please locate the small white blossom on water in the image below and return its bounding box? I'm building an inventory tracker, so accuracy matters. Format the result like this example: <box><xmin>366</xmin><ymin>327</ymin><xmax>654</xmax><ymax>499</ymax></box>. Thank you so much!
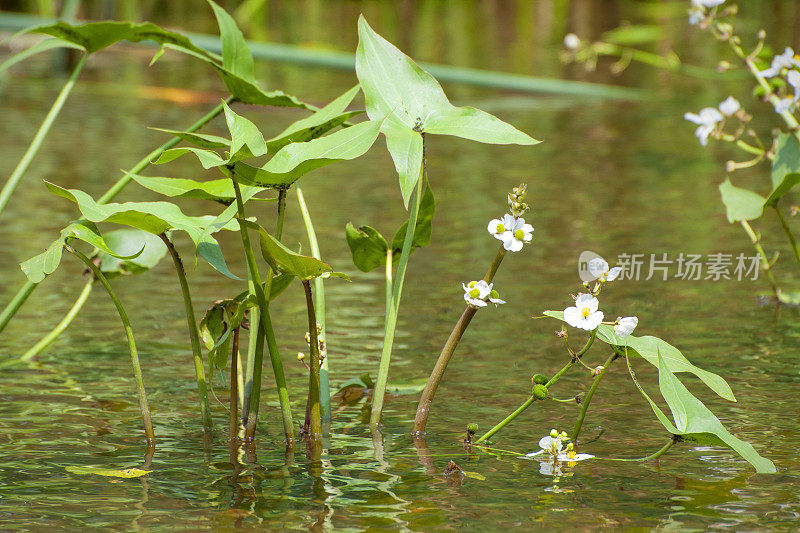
<box><xmin>615</xmin><ymin>316</ymin><xmax>639</xmax><ymax>337</ymax></box>
<box><xmin>760</xmin><ymin>47</ymin><xmax>800</xmax><ymax>78</ymax></box>
<box><xmin>462</xmin><ymin>280</ymin><xmax>505</xmax><ymax>308</ymax></box>
<box><xmin>684</xmin><ymin>107</ymin><xmax>723</xmax><ymax>146</ymax></box>
<box><xmin>718</xmin><ymin>96</ymin><xmax>740</xmax><ymax>116</ymax></box>
<box><xmin>563</xmin><ymin>33</ymin><xmax>581</xmax><ymax>51</ymax></box>
<box><xmin>487</xmin><ymin>214</ymin><xmax>533</xmax><ymax>252</ymax></box>
<box><xmin>526</xmin><ymin>429</ymin><xmax>594</xmax><ymax>476</ymax></box>
<box><xmin>564</xmin><ymin>294</ymin><xmax>604</xmax><ymax>331</ymax></box>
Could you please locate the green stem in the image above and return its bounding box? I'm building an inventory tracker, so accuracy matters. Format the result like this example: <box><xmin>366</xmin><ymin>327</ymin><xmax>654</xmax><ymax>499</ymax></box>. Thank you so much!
<box><xmin>241</xmin><ymin>318</ymin><xmax>263</xmax><ymax>422</ymax></box>
<box><xmin>303</xmin><ymin>280</ymin><xmax>322</xmax><ymax>438</ymax></box>
<box><xmin>230</xmin><ymin>326</ymin><xmax>240</xmax><ymax>441</ymax></box>
<box><xmin>0</xmin><ymin>98</ymin><xmax>231</xmax><ymax>335</ymax></box>
<box><xmin>160</xmin><ymin>233</ymin><xmax>212</xmax><ymax>431</ymax></box>
<box><xmin>571</xmin><ymin>352</ymin><xmax>616</xmax><ymax>442</ymax></box>
<box><xmin>773</xmin><ymin>205</ymin><xmax>800</xmax><ymax>269</ymax></box>
<box><xmin>370</xmin><ymin>170</ymin><xmax>424</xmax><ymax>428</ymax></box>
<box><xmin>231</xmin><ymin>180</ymin><xmax>293</xmax><ymax>442</ymax></box>
<box><xmin>740</xmin><ymin>220</ymin><xmax>780</xmax><ymax>298</ymax></box>
<box><xmin>296</xmin><ymin>186</ymin><xmax>330</xmax><ymax>422</ymax></box>
<box><xmin>412</xmin><ymin>244</ymin><xmax>508</xmax><ymax>435</ymax></box>
<box><xmin>0</xmin><ymin>54</ymin><xmax>86</xmax><ymax>219</ymax></box>
<box><xmin>66</xmin><ymin>246</ymin><xmax>155</xmax><ymax>444</ymax></box>
<box><xmin>20</xmin><ymin>276</ymin><xmax>93</xmax><ymax>361</ymax></box>
<box><xmin>475</xmin><ymin>360</ymin><xmax>576</xmax><ymax>443</ymax></box>
<box><xmin>602</xmin><ymin>436</ymin><xmax>677</xmax><ymax>462</ymax></box>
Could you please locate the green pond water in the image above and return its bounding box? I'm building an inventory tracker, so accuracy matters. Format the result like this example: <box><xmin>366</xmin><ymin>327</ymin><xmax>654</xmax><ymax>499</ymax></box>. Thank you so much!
<box><xmin>1</xmin><ymin>1</ymin><xmax>799</xmax><ymax>530</ymax></box>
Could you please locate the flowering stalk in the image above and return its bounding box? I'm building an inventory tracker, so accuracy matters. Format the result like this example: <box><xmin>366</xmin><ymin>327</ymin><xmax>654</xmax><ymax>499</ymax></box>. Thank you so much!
<box><xmin>739</xmin><ymin>220</ymin><xmax>780</xmax><ymax>298</ymax></box>
<box><xmin>0</xmin><ymin>97</ymin><xmax>232</xmax><ymax>335</ymax></box>
<box><xmin>571</xmin><ymin>352</ymin><xmax>616</xmax><ymax>442</ymax></box>
<box><xmin>413</xmin><ymin>244</ymin><xmax>508</xmax><ymax>435</ymax></box>
<box><xmin>160</xmin><ymin>233</ymin><xmax>212</xmax><ymax>431</ymax></box>
<box><xmin>0</xmin><ymin>54</ymin><xmax>87</xmax><ymax>219</ymax></box>
<box><xmin>66</xmin><ymin>246</ymin><xmax>155</xmax><ymax>445</ymax></box>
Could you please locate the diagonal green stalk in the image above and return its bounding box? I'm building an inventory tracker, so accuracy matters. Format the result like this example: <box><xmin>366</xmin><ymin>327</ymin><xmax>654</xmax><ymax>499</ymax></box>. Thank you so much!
<box><xmin>739</xmin><ymin>220</ymin><xmax>780</xmax><ymax>298</ymax></box>
<box><xmin>571</xmin><ymin>351</ymin><xmax>616</xmax><ymax>442</ymax></box>
<box><xmin>602</xmin><ymin>436</ymin><xmax>677</xmax><ymax>462</ymax></box>
<box><xmin>20</xmin><ymin>276</ymin><xmax>93</xmax><ymax>361</ymax></box>
<box><xmin>412</xmin><ymin>245</ymin><xmax>506</xmax><ymax>435</ymax></box>
<box><xmin>0</xmin><ymin>54</ymin><xmax>87</xmax><ymax>219</ymax></box>
<box><xmin>66</xmin><ymin>246</ymin><xmax>155</xmax><ymax>444</ymax></box>
<box><xmin>160</xmin><ymin>233</ymin><xmax>212</xmax><ymax>430</ymax></box>
<box><xmin>303</xmin><ymin>280</ymin><xmax>322</xmax><ymax>438</ymax></box>
<box><xmin>296</xmin><ymin>186</ymin><xmax>330</xmax><ymax>423</ymax></box>
<box><xmin>231</xmin><ymin>179</ymin><xmax>294</xmax><ymax>442</ymax></box>
<box><xmin>773</xmin><ymin>206</ymin><xmax>800</xmax><ymax>269</ymax></box>
<box><xmin>0</xmin><ymin>98</ymin><xmax>232</xmax><ymax>335</ymax></box>
<box><xmin>370</xmin><ymin>164</ymin><xmax>425</xmax><ymax>428</ymax></box>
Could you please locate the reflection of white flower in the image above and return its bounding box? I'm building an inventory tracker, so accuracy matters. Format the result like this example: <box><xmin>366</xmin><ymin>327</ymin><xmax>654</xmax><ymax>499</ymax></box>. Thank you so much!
<box><xmin>463</xmin><ymin>280</ymin><xmax>491</xmax><ymax>308</ymax></box>
<box><xmin>760</xmin><ymin>47</ymin><xmax>800</xmax><ymax>78</ymax></box>
<box><xmin>615</xmin><ymin>316</ymin><xmax>638</xmax><ymax>337</ymax></box>
<box><xmin>563</xmin><ymin>33</ymin><xmax>581</xmax><ymax>51</ymax></box>
<box><xmin>684</xmin><ymin>107</ymin><xmax>723</xmax><ymax>146</ymax></box>
<box><xmin>564</xmin><ymin>294</ymin><xmax>604</xmax><ymax>331</ymax></box>
<box><xmin>718</xmin><ymin>96</ymin><xmax>740</xmax><ymax>116</ymax></box>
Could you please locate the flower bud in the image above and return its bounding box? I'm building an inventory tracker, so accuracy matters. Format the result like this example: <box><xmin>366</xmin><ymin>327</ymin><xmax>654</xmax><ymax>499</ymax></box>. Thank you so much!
<box><xmin>757</xmin><ymin>29</ymin><xmax>766</xmax><ymax>41</ymax></box>
<box><xmin>560</xmin><ymin>431</ymin><xmax>568</xmax><ymax>439</ymax></box>
<box><xmin>297</xmin><ymin>352</ymin><xmax>305</xmax><ymax>361</ymax></box>
<box><xmin>563</xmin><ymin>33</ymin><xmax>581</xmax><ymax>51</ymax></box>
<box><xmin>566</xmin><ymin>442</ymin><xmax>574</xmax><ymax>451</ymax></box>
<box><xmin>467</xmin><ymin>423</ymin><xmax>478</xmax><ymax>433</ymax></box>
<box><xmin>550</xmin><ymin>428</ymin><xmax>558</xmax><ymax>438</ymax></box>
<box><xmin>532</xmin><ymin>384</ymin><xmax>548</xmax><ymax>400</ymax></box>
<box><xmin>591</xmin><ymin>365</ymin><xmax>605</xmax><ymax>377</ymax></box>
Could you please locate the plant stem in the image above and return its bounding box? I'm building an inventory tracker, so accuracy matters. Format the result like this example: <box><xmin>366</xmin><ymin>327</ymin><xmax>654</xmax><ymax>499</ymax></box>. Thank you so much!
<box><xmin>0</xmin><ymin>98</ymin><xmax>231</xmax><ymax>335</ymax></box>
<box><xmin>231</xmin><ymin>179</ymin><xmax>294</xmax><ymax>442</ymax></box>
<box><xmin>571</xmin><ymin>352</ymin><xmax>616</xmax><ymax>442</ymax></box>
<box><xmin>160</xmin><ymin>233</ymin><xmax>212</xmax><ymax>431</ymax></box>
<box><xmin>303</xmin><ymin>280</ymin><xmax>322</xmax><ymax>438</ymax></box>
<box><xmin>241</xmin><ymin>319</ymin><xmax>263</xmax><ymax>422</ymax></box>
<box><xmin>370</xmin><ymin>167</ymin><xmax>425</xmax><ymax>429</ymax></box>
<box><xmin>20</xmin><ymin>276</ymin><xmax>93</xmax><ymax>361</ymax></box>
<box><xmin>66</xmin><ymin>246</ymin><xmax>155</xmax><ymax>444</ymax></box>
<box><xmin>740</xmin><ymin>219</ymin><xmax>780</xmax><ymax>297</ymax></box>
<box><xmin>773</xmin><ymin>205</ymin><xmax>800</xmax><ymax>268</ymax></box>
<box><xmin>412</xmin><ymin>244</ymin><xmax>507</xmax><ymax>435</ymax></box>
<box><xmin>230</xmin><ymin>326</ymin><xmax>240</xmax><ymax>441</ymax></box>
<box><xmin>0</xmin><ymin>54</ymin><xmax>86</xmax><ymax>219</ymax></box>
<box><xmin>603</xmin><ymin>436</ymin><xmax>677</xmax><ymax>462</ymax></box>
<box><xmin>296</xmin><ymin>186</ymin><xmax>330</xmax><ymax>423</ymax></box>
<box><xmin>475</xmin><ymin>360</ymin><xmax>576</xmax><ymax>443</ymax></box>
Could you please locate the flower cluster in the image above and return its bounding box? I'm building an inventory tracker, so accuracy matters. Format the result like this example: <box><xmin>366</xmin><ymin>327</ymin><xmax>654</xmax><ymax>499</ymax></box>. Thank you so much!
<box><xmin>759</xmin><ymin>48</ymin><xmax>800</xmax><ymax>113</ymax></box>
<box><xmin>526</xmin><ymin>429</ymin><xmax>594</xmax><ymax>476</ymax></box>
<box><xmin>563</xmin><ymin>293</ymin><xmax>638</xmax><ymax>336</ymax></box>
<box><xmin>688</xmin><ymin>0</ymin><xmax>725</xmax><ymax>27</ymax></box>
<box><xmin>462</xmin><ymin>280</ymin><xmax>505</xmax><ymax>308</ymax></box>
<box><xmin>487</xmin><ymin>214</ymin><xmax>533</xmax><ymax>252</ymax></box>
<box><xmin>684</xmin><ymin>95</ymin><xmax>740</xmax><ymax>146</ymax></box>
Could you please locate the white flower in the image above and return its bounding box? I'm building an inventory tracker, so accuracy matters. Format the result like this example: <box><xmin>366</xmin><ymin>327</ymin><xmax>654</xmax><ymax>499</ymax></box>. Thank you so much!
<box><xmin>692</xmin><ymin>0</ymin><xmax>724</xmax><ymax>7</ymax></box>
<box><xmin>463</xmin><ymin>280</ymin><xmax>491</xmax><ymax>308</ymax></box>
<box><xmin>606</xmin><ymin>266</ymin><xmax>623</xmax><ymax>281</ymax></box>
<box><xmin>718</xmin><ymin>96</ymin><xmax>740</xmax><ymax>116</ymax></box>
<box><xmin>774</xmin><ymin>97</ymin><xmax>794</xmax><ymax>114</ymax></box>
<box><xmin>614</xmin><ymin>316</ymin><xmax>638</xmax><ymax>337</ymax></box>
<box><xmin>684</xmin><ymin>107</ymin><xmax>723</xmax><ymax>146</ymax></box>
<box><xmin>563</xmin><ymin>294</ymin><xmax>604</xmax><ymax>331</ymax></box>
<box><xmin>526</xmin><ymin>431</ymin><xmax>594</xmax><ymax>476</ymax></box>
<box><xmin>488</xmin><ymin>214</ymin><xmax>533</xmax><ymax>252</ymax></box>
<box><xmin>487</xmin><ymin>213</ymin><xmax>515</xmax><ymax>242</ymax></box>
<box><xmin>587</xmin><ymin>258</ymin><xmax>623</xmax><ymax>282</ymax></box>
<box><xmin>688</xmin><ymin>0</ymin><xmax>724</xmax><ymax>25</ymax></box>
<box><xmin>787</xmin><ymin>70</ymin><xmax>800</xmax><ymax>101</ymax></box>
<box><xmin>760</xmin><ymin>47</ymin><xmax>800</xmax><ymax>78</ymax></box>
<box><xmin>563</xmin><ymin>33</ymin><xmax>581</xmax><ymax>51</ymax></box>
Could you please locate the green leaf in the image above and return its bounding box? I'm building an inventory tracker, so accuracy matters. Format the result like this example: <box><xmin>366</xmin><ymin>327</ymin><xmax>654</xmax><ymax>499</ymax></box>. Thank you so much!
<box><xmin>392</xmin><ymin>180</ymin><xmax>435</xmax><ymax>255</ymax></box>
<box><xmin>764</xmin><ymin>173</ymin><xmax>800</xmax><ymax>207</ymax></box>
<box><xmin>152</xmin><ymin>147</ymin><xmax>226</xmax><ymax>169</ymax></box>
<box><xmin>240</xmin><ymin>219</ymin><xmax>339</xmax><ymax>280</ymax></box>
<box><xmin>771</xmin><ymin>133</ymin><xmax>800</xmax><ymax>188</ymax></box>
<box><xmin>149</xmin><ymin>127</ymin><xmax>230</xmax><ymax>150</ymax></box>
<box><xmin>0</xmin><ymin>38</ymin><xmax>83</xmax><ymax>74</ymax></box>
<box><xmin>424</xmin><ymin>105</ymin><xmax>539</xmax><ymax>145</ymax></box>
<box><xmin>345</xmin><ymin>223</ymin><xmax>389</xmax><ymax>272</ymax></box>
<box><xmin>129</xmin><ymin>173</ymin><xmax>264</xmax><ymax>205</ymax></box>
<box><xmin>31</xmin><ymin>21</ymin><xmax>211</xmax><ymax>55</ymax></box>
<box><xmin>222</xmin><ymin>101</ymin><xmax>267</xmax><ymax>162</ymax></box>
<box><xmin>652</xmin><ymin>354</ymin><xmax>775</xmax><ymax>473</ymax></box>
<box><xmin>45</xmin><ymin>182</ymin><xmax>240</xmax><ymax>279</ymax></box>
<box><xmin>718</xmin><ymin>178</ymin><xmax>765</xmax><ymax>223</ymax></box>
<box><xmin>207</xmin><ymin>0</ymin><xmax>254</xmax><ymax>81</ymax></box>
<box><xmin>266</xmin><ymin>85</ymin><xmax>363</xmax><ymax>153</ymax></box>
<box><xmin>382</xmin><ymin>121</ymin><xmax>424</xmax><ymax>206</ymax></box>
<box><xmin>65</xmin><ymin>466</ymin><xmax>152</xmax><ymax>478</ymax></box>
<box><xmin>543</xmin><ymin>311</ymin><xmax>735</xmax><ymax>401</ymax></box>
<box><xmin>98</xmin><ymin>229</ymin><xmax>168</xmax><ymax>276</ymax></box>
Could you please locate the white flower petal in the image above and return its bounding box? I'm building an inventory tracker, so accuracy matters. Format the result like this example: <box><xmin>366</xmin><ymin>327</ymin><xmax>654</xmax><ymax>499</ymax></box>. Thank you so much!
<box><xmin>575</xmin><ymin>293</ymin><xmax>598</xmax><ymax>313</ymax></box>
<box><xmin>563</xmin><ymin>307</ymin><xmax>582</xmax><ymax>329</ymax></box>
<box><xmin>584</xmin><ymin>311</ymin><xmax>604</xmax><ymax>331</ymax></box>
<box><xmin>487</xmin><ymin>218</ymin><xmax>503</xmax><ymax>235</ymax></box>
<box><xmin>606</xmin><ymin>266</ymin><xmax>622</xmax><ymax>281</ymax></box>
<box><xmin>507</xmin><ymin>239</ymin><xmax>524</xmax><ymax>252</ymax></box>
<box><xmin>718</xmin><ymin>96</ymin><xmax>740</xmax><ymax>116</ymax></box>
<box><xmin>684</xmin><ymin>112</ymin><xmax>703</xmax><ymax>125</ymax></box>
<box><xmin>615</xmin><ymin>316</ymin><xmax>638</xmax><ymax>337</ymax></box>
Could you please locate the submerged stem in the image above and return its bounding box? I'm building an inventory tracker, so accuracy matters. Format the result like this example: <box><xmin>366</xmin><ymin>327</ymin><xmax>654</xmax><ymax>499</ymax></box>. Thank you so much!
<box><xmin>602</xmin><ymin>436</ymin><xmax>677</xmax><ymax>462</ymax></box>
<box><xmin>160</xmin><ymin>233</ymin><xmax>212</xmax><ymax>431</ymax></box>
<box><xmin>20</xmin><ymin>276</ymin><xmax>94</xmax><ymax>361</ymax></box>
<box><xmin>413</xmin><ymin>244</ymin><xmax>508</xmax><ymax>435</ymax></box>
<box><xmin>303</xmin><ymin>280</ymin><xmax>322</xmax><ymax>438</ymax></box>
<box><xmin>66</xmin><ymin>246</ymin><xmax>155</xmax><ymax>444</ymax></box>
<box><xmin>0</xmin><ymin>54</ymin><xmax>87</xmax><ymax>219</ymax></box>
<box><xmin>571</xmin><ymin>352</ymin><xmax>616</xmax><ymax>442</ymax></box>
<box><xmin>0</xmin><ymin>98</ymin><xmax>231</xmax><ymax>335</ymax></box>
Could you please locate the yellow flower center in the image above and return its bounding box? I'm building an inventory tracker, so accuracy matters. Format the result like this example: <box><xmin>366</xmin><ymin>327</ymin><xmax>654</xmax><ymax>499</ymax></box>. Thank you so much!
<box><xmin>468</xmin><ymin>281</ymin><xmax>477</xmax><ymax>288</ymax></box>
<box><xmin>495</xmin><ymin>223</ymin><xmax>505</xmax><ymax>234</ymax></box>
<box><xmin>581</xmin><ymin>307</ymin><xmax>591</xmax><ymax>318</ymax></box>
<box><xmin>469</xmin><ymin>288</ymin><xmax>481</xmax><ymax>298</ymax></box>
<box><xmin>514</xmin><ymin>229</ymin><xmax>525</xmax><ymax>240</ymax></box>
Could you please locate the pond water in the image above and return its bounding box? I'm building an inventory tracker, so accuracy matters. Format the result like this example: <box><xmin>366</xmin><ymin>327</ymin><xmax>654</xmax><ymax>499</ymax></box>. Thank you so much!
<box><xmin>1</xmin><ymin>1</ymin><xmax>799</xmax><ymax>530</ymax></box>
